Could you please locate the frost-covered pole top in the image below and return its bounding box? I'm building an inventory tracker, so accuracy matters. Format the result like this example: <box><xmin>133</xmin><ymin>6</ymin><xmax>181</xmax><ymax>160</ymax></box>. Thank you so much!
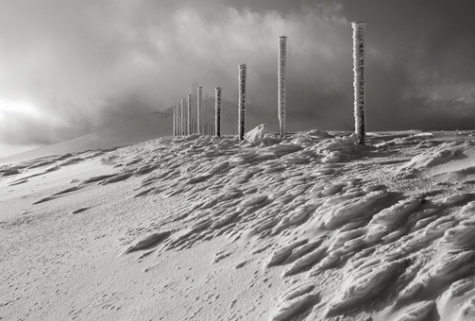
<box><xmin>351</xmin><ymin>21</ymin><xmax>367</xmax><ymax>32</ymax></box>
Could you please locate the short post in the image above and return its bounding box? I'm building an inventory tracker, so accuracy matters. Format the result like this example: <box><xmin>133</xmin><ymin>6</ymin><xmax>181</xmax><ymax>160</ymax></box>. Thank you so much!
<box><xmin>215</xmin><ymin>87</ymin><xmax>222</xmax><ymax>137</ymax></box>
<box><xmin>278</xmin><ymin>36</ymin><xmax>287</xmax><ymax>138</ymax></box>
<box><xmin>181</xmin><ymin>98</ymin><xmax>185</xmax><ymax>136</ymax></box>
<box><xmin>352</xmin><ymin>21</ymin><xmax>366</xmax><ymax>145</ymax></box>
<box><xmin>238</xmin><ymin>64</ymin><xmax>246</xmax><ymax>141</ymax></box>
<box><xmin>197</xmin><ymin>87</ymin><xmax>202</xmax><ymax>135</ymax></box>
<box><xmin>173</xmin><ymin>106</ymin><xmax>176</xmax><ymax>136</ymax></box>
<box><xmin>176</xmin><ymin>105</ymin><xmax>180</xmax><ymax>136</ymax></box>
<box><xmin>187</xmin><ymin>94</ymin><xmax>192</xmax><ymax>135</ymax></box>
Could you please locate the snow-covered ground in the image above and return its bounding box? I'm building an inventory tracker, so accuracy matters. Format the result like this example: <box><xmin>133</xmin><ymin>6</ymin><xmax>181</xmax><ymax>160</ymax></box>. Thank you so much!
<box><xmin>2</xmin><ymin>127</ymin><xmax>475</xmax><ymax>321</ymax></box>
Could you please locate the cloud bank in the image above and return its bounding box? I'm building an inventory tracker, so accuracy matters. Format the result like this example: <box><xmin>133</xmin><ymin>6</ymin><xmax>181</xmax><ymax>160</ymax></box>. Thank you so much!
<box><xmin>0</xmin><ymin>0</ymin><xmax>474</xmax><ymax>154</ymax></box>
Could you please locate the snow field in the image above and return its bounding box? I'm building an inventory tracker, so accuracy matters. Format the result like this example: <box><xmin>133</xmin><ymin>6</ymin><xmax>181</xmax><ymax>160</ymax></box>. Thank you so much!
<box><xmin>3</xmin><ymin>127</ymin><xmax>475</xmax><ymax>320</ymax></box>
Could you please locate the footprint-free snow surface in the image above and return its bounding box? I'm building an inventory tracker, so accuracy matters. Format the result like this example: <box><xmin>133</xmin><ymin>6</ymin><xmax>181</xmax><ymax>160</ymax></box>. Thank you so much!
<box><xmin>2</xmin><ymin>126</ymin><xmax>475</xmax><ymax>320</ymax></box>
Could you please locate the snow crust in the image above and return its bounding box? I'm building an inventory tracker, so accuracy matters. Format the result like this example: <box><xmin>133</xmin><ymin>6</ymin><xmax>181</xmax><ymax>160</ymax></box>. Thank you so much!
<box><xmin>3</xmin><ymin>127</ymin><xmax>475</xmax><ymax>320</ymax></box>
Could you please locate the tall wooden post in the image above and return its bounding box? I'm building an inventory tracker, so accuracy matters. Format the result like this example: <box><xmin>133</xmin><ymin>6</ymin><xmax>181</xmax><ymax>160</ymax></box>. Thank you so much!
<box><xmin>176</xmin><ymin>105</ymin><xmax>180</xmax><ymax>136</ymax></box>
<box><xmin>352</xmin><ymin>21</ymin><xmax>366</xmax><ymax>145</ymax></box>
<box><xmin>197</xmin><ymin>86</ymin><xmax>202</xmax><ymax>135</ymax></box>
<box><xmin>187</xmin><ymin>94</ymin><xmax>192</xmax><ymax>135</ymax></box>
<box><xmin>215</xmin><ymin>87</ymin><xmax>222</xmax><ymax>137</ymax></box>
<box><xmin>238</xmin><ymin>64</ymin><xmax>246</xmax><ymax>141</ymax></box>
<box><xmin>173</xmin><ymin>106</ymin><xmax>176</xmax><ymax>136</ymax></box>
<box><xmin>278</xmin><ymin>36</ymin><xmax>287</xmax><ymax>138</ymax></box>
<box><xmin>181</xmin><ymin>98</ymin><xmax>185</xmax><ymax>136</ymax></box>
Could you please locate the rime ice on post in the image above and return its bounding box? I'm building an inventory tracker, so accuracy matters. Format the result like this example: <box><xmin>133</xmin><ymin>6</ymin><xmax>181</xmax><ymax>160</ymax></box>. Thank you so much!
<box><xmin>215</xmin><ymin>87</ymin><xmax>222</xmax><ymax>137</ymax></box>
<box><xmin>175</xmin><ymin>105</ymin><xmax>178</xmax><ymax>136</ymax></box>
<box><xmin>181</xmin><ymin>98</ymin><xmax>185</xmax><ymax>136</ymax></box>
<box><xmin>238</xmin><ymin>64</ymin><xmax>246</xmax><ymax>141</ymax></box>
<box><xmin>352</xmin><ymin>21</ymin><xmax>366</xmax><ymax>145</ymax></box>
<box><xmin>176</xmin><ymin>105</ymin><xmax>180</xmax><ymax>136</ymax></box>
<box><xmin>187</xmin><ymin>94</ymin><xmax>192</xmax><ymax>135</ymax></box>
<box><xmin>278</xmin><ymin>36</ymin><xmax>287</xmax><ymax>138</ymax></box>
<box><xmin>173</xmin><ymin>107</ymin><xmax>176</xmax><ymax>136</ymax></box>
<box><xmin>197</xmin><ymin>87</ymin><xmax>202</xmax><ymax>135</ymax></box>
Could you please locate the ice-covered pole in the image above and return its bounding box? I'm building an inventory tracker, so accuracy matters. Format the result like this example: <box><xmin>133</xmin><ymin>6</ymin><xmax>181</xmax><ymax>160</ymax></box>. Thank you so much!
<box><xmin>173</xmin><ymin>106</ymin><xmax>178</xmax><ymax>136</ymax></box>
<box><xmin>173</xmin><ymin>106</ymin><xmax>176</xmax><ymax>136</ymax></box>
<box><xmin>175</xmin><ymin>105</ymin><xmax>178</xmax><ymax>136</ymax></box>
<box><xmin>197</xmin><ymin>86</ymin><xmax>202</xmax><ymax>135</ymax></box>
<box><xmin>278</xmin><ymin>36</ymin><xmax>287</xmax><ymax>138</ymax></box>
<box><xmin>352</xmin><ymin>21</ymin><xmax>366</xmax><ymax>145</ymax></box>
<box><xmin>215</xmin><ymin>87</ymin><xmax>222</xmax><ymax>137</ymax></box>
<box><xmin>176</xmin><ymin>105</ymin><xmax>180</xmax><ymax>136</ymax></box>
<box><xmin>181</xmin><ymin>98</ymin><xmax>185</xmax><ymax>136</ymax></box>
<box><xmin>238</xmin><ymin>64</ymin><xmax>246</xmax><ymax>141</ymax></box>
<box><xmin>187</xmin><ymin>94</ymin><xmax>192</xmax><ymax>135</ymax></box>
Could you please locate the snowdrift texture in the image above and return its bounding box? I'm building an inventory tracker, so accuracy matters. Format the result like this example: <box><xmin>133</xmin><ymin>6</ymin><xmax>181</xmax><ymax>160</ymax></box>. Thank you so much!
<box><xmin>3</xmin><ymin>127</ymin><xmax>475</xmax><ymax>320</ymax></box>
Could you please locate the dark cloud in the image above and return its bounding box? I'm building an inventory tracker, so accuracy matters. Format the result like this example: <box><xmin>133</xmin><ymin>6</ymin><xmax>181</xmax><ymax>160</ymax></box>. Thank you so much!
<box><xmin>0</xmin><ymin>0</ymin><xmax>474</xmax><ymax>154</ymax></box>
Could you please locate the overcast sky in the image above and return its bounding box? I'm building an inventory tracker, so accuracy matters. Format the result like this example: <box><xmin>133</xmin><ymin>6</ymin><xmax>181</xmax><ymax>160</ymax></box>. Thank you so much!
<box><xmin>1</xmin><ymin>0</ymin><xmax>475</xmax><ymax>157</ymax></box>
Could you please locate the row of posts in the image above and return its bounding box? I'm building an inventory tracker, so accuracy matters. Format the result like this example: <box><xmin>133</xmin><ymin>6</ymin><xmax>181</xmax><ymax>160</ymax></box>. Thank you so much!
<box><xmin>172</xmin><ymin>36</ymin><xmax>286</xmax><ymax>141</ymax></box>
<box><xmin>173</xmin><ymin>86</ymin><xmax>223</xmax><ymax>137</ymax></box>
<box><xmin>172</xmin><ymin>21</ymin><xmax>366</xmax><ymax>145</ymax></box>
<box><xmin>173</xmin><ymin>115</ymin><xmax>216</xmax><ymax>135</ymax></box>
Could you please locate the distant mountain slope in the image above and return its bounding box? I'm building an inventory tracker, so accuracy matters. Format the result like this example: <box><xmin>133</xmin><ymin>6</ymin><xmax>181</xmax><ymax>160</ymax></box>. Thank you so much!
<box><xmin>0</xmin><ymin>96</ymin><xmax>309</xmax><ymax>165</ymax></box>
<box><xmin>0</xmin><ymin>111</ymin><xmax>172</xmax><ymax>164</ymax></box>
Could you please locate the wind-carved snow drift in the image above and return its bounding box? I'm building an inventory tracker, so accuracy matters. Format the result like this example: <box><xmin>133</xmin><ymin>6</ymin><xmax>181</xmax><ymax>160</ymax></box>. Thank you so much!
<box><xmin>16</xmin><ymin>128</ymin><xmax>475</xmax><ymax>320</ymax></box>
